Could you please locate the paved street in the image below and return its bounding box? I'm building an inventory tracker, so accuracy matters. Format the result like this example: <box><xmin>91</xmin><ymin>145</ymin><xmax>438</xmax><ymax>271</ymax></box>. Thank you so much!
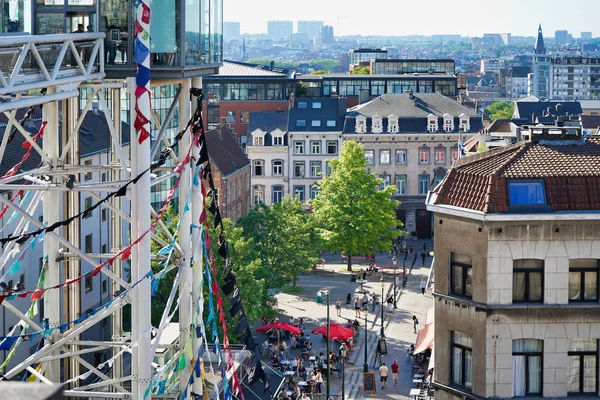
<box><xmin>254</xmin><ymin>239</ymin><xmax>434</xmax><ymax>400</ymax></box>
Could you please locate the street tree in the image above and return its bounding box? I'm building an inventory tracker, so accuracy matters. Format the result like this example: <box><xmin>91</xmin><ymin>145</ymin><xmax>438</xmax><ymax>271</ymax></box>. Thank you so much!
<box><xmin>238</xmin><ymin>196</ymin><xmax>322</xmax><ymax>288</ymax></box>
<box><xmin>311</xmin><ymin>140</ymin><xmax>402</xmax><ymax>271</ymax></box>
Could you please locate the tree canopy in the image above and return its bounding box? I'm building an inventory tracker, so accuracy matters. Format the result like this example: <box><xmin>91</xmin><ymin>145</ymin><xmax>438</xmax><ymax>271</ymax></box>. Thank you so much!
<box><xmin>311</xmin><ymin>141</ymin><xmax>402</xmax><ymax>271</ymax></box>
<box><xmin>486</xmin><ymin>101</ymin><xmax>514</xmax><ymax>121</ymax></box>
<box><xmin>238</xmin><ymin>196</ymin><xmax>322</xmax><ymax>288</ymax></box>
<box><xmin>351</xmin><ymin>65</ymin><xmax>370</xmax><ymax>75</ymax></box>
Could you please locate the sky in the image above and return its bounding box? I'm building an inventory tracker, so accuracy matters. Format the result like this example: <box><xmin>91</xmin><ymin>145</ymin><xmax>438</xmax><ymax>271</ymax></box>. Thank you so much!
<box><xmin>224</xmin><ymin>0</ymin><xmax>600</xmax><ymax>38</ymax></box>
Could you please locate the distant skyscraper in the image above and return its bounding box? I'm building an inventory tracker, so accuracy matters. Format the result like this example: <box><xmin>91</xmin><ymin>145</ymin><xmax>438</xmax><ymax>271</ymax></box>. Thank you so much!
<box><xmin>223</xmin><ymin>22</ymin><xmax>241</xmax><ymax>41</ymax></box>
<box><xmin>267</xmin><ymin>21</ymin><xmax>293</xmax><ymax>42</ymax></box>
<box><xmin>241</xmin><ymin>37</ymin><xmax>248</xmax><ymax>61</ymax></box>
<box><xmin>322</xmin><ymin>25</ymin><xmax>334</xmax><ymax>45</ymax></box>
<box><xmin>297</xmin><ymin>20</ymin><xmax>324</xmax><ymax>42</ymax></box>
<box><xmin>581</xmin><ymin>32</ymin><xmax>593</xmax><ymax>41</ymax></box>
<box><xmin>555</xmin><ymin>30</ymin><xmax>568</xmax><ymax>45</ymax></box>
<box><xmin>530</xmin><ymin>24</ymin><xmax>551</xmax><ymax>99</ymax></box>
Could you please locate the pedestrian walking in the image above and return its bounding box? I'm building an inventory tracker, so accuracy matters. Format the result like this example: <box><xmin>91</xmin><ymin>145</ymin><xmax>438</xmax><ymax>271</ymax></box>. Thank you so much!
<box><xmin>423</xmin><ymin>242</ymin><xmax>427</xmax><ymax>252</ymax></box>
<box><xmin>421</xmin><ymin>250</ymin><xmax>427</xmax><ymax>266</ymax></box>
<box><xmin>315</xmin><ymin>369</ymin><xmax>323</xmax><ymax>393</ymax></box>
<box><xmin>407</xmin><ymin>344</ymin><xmax>414</xmax><ymax>362</ymax></box>
<box><xmin>361</xmin><ymin>293</ymin><xmax>369</xmax><ymax>310</ymax></box>
<box><xmin>335</xmin><ymin>298</ymin><xmax>342</xmax><ymax>317</ymax></box>
<box><xmin>420</xmin><ymin>278</ymin><xmax>427</xmax><ymax>295</ymax></box>
<box><xmin>391</xmin><ymin>359</ymin><xmax>399</xmax><ymax>386</ymax></box>
<box><xmin>379</xmin><ymin>362</ymin><xmax>389</xmax><ymax>389</ymax></box>
<box><xmin>413</xmin><ymin>315</ymin><xmax>419</xmax><ymax>334</ymax></box>
<box><xmin>354</xmin><ymin>297</ymin><xmax>361</xmax><ymax>318</ymax></box>
<box><xmin>386</xmin><ymin>293</ymin><xmax>394</xmax><ymax>312</ymax></box>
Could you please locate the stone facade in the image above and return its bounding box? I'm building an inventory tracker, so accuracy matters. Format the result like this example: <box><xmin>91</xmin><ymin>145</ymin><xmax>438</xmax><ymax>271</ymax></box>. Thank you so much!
<box><xmin>431</xmin><ymin>214</ymin><xmax>600</xmax><ymax>399</ymax></box>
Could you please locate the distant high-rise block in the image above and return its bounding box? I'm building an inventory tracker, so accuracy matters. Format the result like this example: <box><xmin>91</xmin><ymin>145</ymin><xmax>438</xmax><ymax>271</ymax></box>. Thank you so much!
<box><xmin>297</xmin><ymin>20</ymin><xmax>323</xmax><ymax>42</ymax></box>
<box><xmin>322</xmin><ymin>25</ymin><xmax>334</xmax><ymax>45</ymax></box>
<box><xmin>223</xmin><ymin>22</ymin><xmax>241</xmax><ymax>41</ymax></box>
<box><xmin>555</xmin><ymin>30</ymin><xmax>568</xmax><ymax>45</ymax></box>
<box><xmin>268</xmin><ymin>20</ymin><xmax>293</xmax><ymax>42</ymax></box>
<box><xmin>581</xmin><ymin>32</ymin><xmax>593</xmax><ymax>41</ymax></box>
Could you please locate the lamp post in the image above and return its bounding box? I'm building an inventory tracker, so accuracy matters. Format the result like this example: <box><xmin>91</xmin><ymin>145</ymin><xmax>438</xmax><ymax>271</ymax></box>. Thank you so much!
<box><xmin>402</xmin><ymin>241</ymin><xmax>407</xmax><ymax>288</ymax></box>
<box><xmin>380</xmin><ymin>276</ymin><xmax>385</xmax><ymax>337</ymax></box>
<box><xmin>392</xmin><ymin>255</ymin><xmax>397</xmax><ymax>309</ymax></box>
<box><xmin>363</xmin><ymin>308</ymin><xmax>368</xmax><ymax>373</ymax></box>
<box><xmin>323</xmin><ymin>289</ymin><xmax>331</xmax><ymax>400</ymax></box>
<box><xmin>340</xmin><ymin>342</ymin><xmax>347</xmax><ymax>400</ymax></box>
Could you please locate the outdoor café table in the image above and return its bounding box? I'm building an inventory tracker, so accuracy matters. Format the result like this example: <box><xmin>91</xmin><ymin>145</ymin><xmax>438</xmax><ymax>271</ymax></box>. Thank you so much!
<box><xmin>410</xmin><ymin>388</ymin><xmax>421</xmax><ymax>399</ymax></box>
<box><xmin>413</xmin><ymin>378</ymin><xmax>423</xmax><ymax>387</ymax></box>
<box><xmin>413</xmin><ymin>374</ymin><xmax>424</xmax><ymax>380</ymax></box>
<box><xmin>285</xmin><ymin>371</ymin><xmax>295</xmax><ymax>377</ymax></box>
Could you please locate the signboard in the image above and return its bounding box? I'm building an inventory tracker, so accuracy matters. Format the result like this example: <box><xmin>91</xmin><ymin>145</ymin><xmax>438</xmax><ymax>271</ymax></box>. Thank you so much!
<box><xmin>68</xmin><ymin>0</ymin><xmax>94</xmax><ymax>5</ymax></box>
<box><xmin>37</xmin><ymin>14</ymin><xmax>64</xmax><ymax>34</ymax></box>
<box><xmin>363</xmin><ymin>372</ymin><xmax>376</xmax><ymax>393</ymax></box>
<box><xmin>377</xmin><ymin>338</ymin><xmax>388</xmax><ymax>355</ymax></box>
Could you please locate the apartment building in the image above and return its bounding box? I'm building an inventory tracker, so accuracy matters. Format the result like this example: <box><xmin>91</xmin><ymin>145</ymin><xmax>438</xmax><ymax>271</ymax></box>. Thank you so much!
<box><xmin>246</xmin><ymin>97</ymin><xmax>346</xmax><ymax>206</ymax></box>
<box><xmin>343</xmin><ymin>92</ymin><xmax>483</xmax><ymax>238</ymax></box>
<box><xmin>427</xmin><ymin>125</ymin><xmax>600</xmax><ymax>399</ymax></box>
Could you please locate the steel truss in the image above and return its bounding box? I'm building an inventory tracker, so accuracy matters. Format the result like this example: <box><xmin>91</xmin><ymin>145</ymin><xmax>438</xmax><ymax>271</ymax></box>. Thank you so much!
<box><xmin>0</xmin><ymin>33</ymin><xmax>207</xmax><ymax>399</ymax></box>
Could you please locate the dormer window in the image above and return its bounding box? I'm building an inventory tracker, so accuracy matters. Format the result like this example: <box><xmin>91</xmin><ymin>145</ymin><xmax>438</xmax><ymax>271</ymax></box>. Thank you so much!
<box><xmin>371</xmin><ymin>114</ymin><xmax>383</xmax><ymax>133</ymax></box>
<box><xmin>254</xmin><ymin>135</ymin><xmax>264</xmax><ymax>146</ymax></box>
<box><xmin>459</xmin><ymin>114</ymin><xmax>470</xmax><ymax>132</ymax></box>
<box><xmin>387</xmin><ymin>114</ymin><xmax>399</xmax><ymax>133</ymax></box>
<box><xmin>271</xmin><ymin>129</ymin><xmax>284</xmax><ymax>146</ymax></box>
<box><xmin>356</xmin><ymin>117</ymin><xmax>367</xmax><ymax>133</ymax></box>
<box><xmin>443</xmin><ymin>114</ymin><xmax>454</xmax><ymax>133</ymax></box>
<box><xmin>507</xmin><ymin>180</ymin><xmax>551</xmax><ymax>212</ymax></box>
<box><xmin>427</xmin><ymin>114</ymin><xmax>438</xmax><ymax>133</ymax></box>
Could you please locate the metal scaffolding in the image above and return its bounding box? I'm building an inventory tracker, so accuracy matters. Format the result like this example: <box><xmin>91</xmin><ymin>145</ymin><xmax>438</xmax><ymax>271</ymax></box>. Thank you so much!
<box><xmin>0</xmin><ymin>32</ymin><xmax>207</xmax><ymax>399</ymax></box>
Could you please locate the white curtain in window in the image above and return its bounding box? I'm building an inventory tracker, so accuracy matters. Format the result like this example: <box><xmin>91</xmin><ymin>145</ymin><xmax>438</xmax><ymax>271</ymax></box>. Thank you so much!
<box><xmin>529</xmin><ymin>272</ymin><xmax>543</xmax><ymax>300</ymax></box>
<box><xmin>568</xmin><ymin>356</ymin><xmax>580</xmax><ymax>392</ymax></box>
<box><xmin>513</xmin><ymin>273</ymin><xmax>525</xmax><ymax>300</ymax></box>
<box><xmin>512</xmin><ymin>355</ymin><xmax>526</xmax><ymax>397</ymax></box>
<box><xmin>528</xmin><ymin>356</ymin><xmax>542</xmax><ymax>393</ymax></box>
<box><xmin>452</xmin><ymin>347</ymin><xmax>462</xmax><ymax>385</ymax></box>
<box><xmin>583</xmin><ymin>355</ymin><xmax>597</xmax><ymax>393</ymax></box>
<box><xmin>464</xmin><ymin>350</ymin><xmax>473</xmax><ymax>388</ymax></box>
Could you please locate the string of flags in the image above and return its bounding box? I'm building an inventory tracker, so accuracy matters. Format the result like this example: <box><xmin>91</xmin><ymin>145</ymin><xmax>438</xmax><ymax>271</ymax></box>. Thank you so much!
<box><xmin>133</xmin><ymin>0</ymin><xmax>152</xmax><ymax>144</ymax></box>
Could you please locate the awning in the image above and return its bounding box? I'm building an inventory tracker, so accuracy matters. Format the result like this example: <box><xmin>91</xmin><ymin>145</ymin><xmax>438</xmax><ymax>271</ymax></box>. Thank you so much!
<box><xmin>426</xmin><ymin>307</ymin><xmax>434</xmax><ymax>325</ymax></box>
<box><xmin>413</xmin><ymin>322</ymin><xmax>434</xmax><ymax>354</ymax></box>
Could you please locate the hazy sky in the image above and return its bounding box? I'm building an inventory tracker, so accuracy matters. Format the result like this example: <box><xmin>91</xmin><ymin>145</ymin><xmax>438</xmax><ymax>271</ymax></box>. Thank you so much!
<box><xmin>224</xmin><ymin>0</ymin><xmax>600</xmax><ymax>38</ymax></box>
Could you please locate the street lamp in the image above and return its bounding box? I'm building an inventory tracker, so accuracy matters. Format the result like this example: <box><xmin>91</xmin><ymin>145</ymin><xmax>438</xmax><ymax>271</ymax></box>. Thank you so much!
<box><xmin>321</xmin><ymin>289</ymin><xmax>331</xmax><ymax>400</ymax></box>
<box><xmin>392</xmin><ymin>255</ymin><xmax>397</xmax><ymax>309</ymax></box>
<box><xmin>340</xmin><ymin>342</ymin><xmax>347</xmax><ymax>400</ymax></box>
<box><xmin>380</xmin><ymin>276</ymin><xmax>385</xmax><ymax>337</ymax></box>
<box><xmin>363</xmin><ymin>308</ymin><xmax>368</xmax><ymax>373</ymax></box>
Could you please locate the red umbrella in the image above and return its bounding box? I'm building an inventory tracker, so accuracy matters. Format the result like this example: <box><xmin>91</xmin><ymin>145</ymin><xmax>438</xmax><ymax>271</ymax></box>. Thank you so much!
<box><xmin>256</xmin><ymin>322</ymin><xmax>302</xmax><ymax>335</ymax></box>
<box><xmin>311</xmin><ymin>323</ymin><xmax>355</xmax><ymax>340</ymax></box>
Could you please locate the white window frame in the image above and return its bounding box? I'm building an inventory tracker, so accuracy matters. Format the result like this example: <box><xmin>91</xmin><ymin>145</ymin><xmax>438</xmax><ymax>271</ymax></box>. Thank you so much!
<box><xmin>364</xmin><ymin>150</ymin><xmax>374</xmax><ymax>164</ymax></box>
<box><xmin>294</xmin><ymin>161</ymin><xmax>305</xmax><ymax>178</ymax></box>
<box><xmin>310</xmin><ymin>141</ymin><xmax>321</xmax><ymax>154</ymax></box>
<box><xmin>253</xmin><ymin>160</ymin><xmax>264</xmax><ymax>176</ymax></box>
<box><xmin>327</xmin><ymin>141</ymin><xmax>338</xmax><ymax>155</ymax></box>
<box><xmin>396</xmin><ymin>175</ymin><xmax>406</xmax><ymax>195</ymax></box>
<box><xmin>310</xmin><ymin>161</ymin><xmax>322</xmax><ymax>177</ymax></box>
<box><xmin>294</xmin><ymin>141</ymin><xmax>305</xmax><ymax>154</ymax></box>
<box><xmin>272</xmin><ymin>160</ymin><xmax>284</xmax><ymax>176</ymax></box>
<box><xmin>396</xmin><ymin>149</ymin><xmax>407</xmax><ymax>164</ymax></box>
<box><xmin>379</xmin><ymin>149</ymin><xmax>391</xmax><ymax>164</ymax></box>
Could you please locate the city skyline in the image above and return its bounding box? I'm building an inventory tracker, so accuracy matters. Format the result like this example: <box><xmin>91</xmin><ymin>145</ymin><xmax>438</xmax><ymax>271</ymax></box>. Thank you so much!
<box><xmin>224</xmin><ymin>0</ymin><xmax>599</xmax><ymax>38</ymax></box>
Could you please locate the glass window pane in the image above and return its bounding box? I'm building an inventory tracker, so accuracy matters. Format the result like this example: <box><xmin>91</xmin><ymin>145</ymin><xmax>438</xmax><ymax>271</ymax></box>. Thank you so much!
<box><xmin>464</xmin><ymin>350</ymin><xmax>473</xmax><ymax>389</ymax></box>
<box><xmin>569</xmin><ymin>271</ymin><xmax>582</xmax><ymax>300</ymax></box>
<box><xmin>583</xmin><ymin>355</ymin><xmax>596</xmax><ymax>393</ymax></box>
<box><xmin>465</xmin><ymin>268</ymin><xmax>473</xmax><ymax>297</ymax></box>
<box><xmin>568</xmin><ymin>355</ymin><xmax>581</xmax><ymax>393</ymax></box>
<box><xmin>514</xmin><ymin>259</ymin><xmax>544</xmax><ymax>269</ymax></box>
<box><xmin>513</xmin><ymin>339</ymin><xmax>543</xmax><ymax>352</ymax></box>
<box><xmin>454</xmin><ymin>331</ymin><xmax>472</xmax><ymax>347</ymax></box>
<box><xmin>528</xmin><ymin>356</ymin><xmax>542</xmax><ymax>393</ymax></box>
<box><xmin>513</xmin><ymin>272</ymin><xmax>526</xmax><ymax>301</ymax></box>
<box><xmin>452</xmin><ymin>265</ymin><xmax>463</xmax><ymax>295</ymax></box>
<box><xmin>529</xmin><ymin>272</ymin><xmax>543</xmax><ymax>301</ymax></box>
<box><xmin>569</xmin><ymin>339</ymin><xmax>597</xmax><ymax>352</ymax></box>
<box><xmin>509</xmin><ymin>182</ymin><xmax>546</xmax><ymax>206</ymax></box>
<box><xmin>452</xmin><ymin>347</ymin><xmax>463</xmax><ymax>385</ymax></box>
<box><xmin>584</xmin><ymin>271</ymin><xmax>597</xmax><ymax>300</ymax></box>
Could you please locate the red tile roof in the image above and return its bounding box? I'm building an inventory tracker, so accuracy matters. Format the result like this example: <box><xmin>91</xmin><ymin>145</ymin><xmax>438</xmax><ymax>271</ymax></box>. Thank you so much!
<box><xmin>433</xmin><ymin>137</ymin><xmax>600</xmax><ymax>212</ymax></box>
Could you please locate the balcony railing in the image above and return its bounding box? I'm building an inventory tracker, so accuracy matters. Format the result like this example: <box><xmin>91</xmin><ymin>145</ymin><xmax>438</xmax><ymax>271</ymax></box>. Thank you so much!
<box><xmin>0</xmin><ymin>32</ymin><xmax>104</xmax><ymax>95</ymax></box>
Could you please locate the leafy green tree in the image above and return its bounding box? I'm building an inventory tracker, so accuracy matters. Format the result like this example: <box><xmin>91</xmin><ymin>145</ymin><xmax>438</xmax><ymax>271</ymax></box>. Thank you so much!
<box><xmin>311</xmin><ymin>70</ymin><xmax>328</xmax><ymax>75</ymax></box>
<box><xmin>486</xmin><ymin>101</ymin><xmax>514</xmax><ymax>121</ymax></box>
<box><xmin>238</xmin><ymin>196</ymin><xmax>322</xmax><ymax>288</ymax></box>
<box><xmin>311</xmin><ymin>141</ymin><xmax>402</xmax><ymax>271</ymax></box>
<box><xmin>149</xmin><ymin>206</ymin><xmax>273</xmax><ymax>329</ymax></box>
<box><xmin>351</xmin><ymin>65</ymin><xmax>370</xmax><ymax>75</ymax></box>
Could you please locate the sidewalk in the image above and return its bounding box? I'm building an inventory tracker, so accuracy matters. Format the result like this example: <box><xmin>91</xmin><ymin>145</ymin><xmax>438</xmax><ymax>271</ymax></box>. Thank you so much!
<box><xmin>257</xmin><ymin>239</ymin><xmax>434</xmax><ymax>400</ymax></box>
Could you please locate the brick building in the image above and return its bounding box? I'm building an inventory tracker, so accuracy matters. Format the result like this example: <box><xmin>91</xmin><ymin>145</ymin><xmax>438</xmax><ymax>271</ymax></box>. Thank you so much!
<box><xmin>204</xmin><ymin>125</ymin><xmax>251</xmax><ymax>222</ymax></box>
<box><xmin>427</xmin><ymin>125</ymin><xmax>600</xmax><ymax>399</ymax></box>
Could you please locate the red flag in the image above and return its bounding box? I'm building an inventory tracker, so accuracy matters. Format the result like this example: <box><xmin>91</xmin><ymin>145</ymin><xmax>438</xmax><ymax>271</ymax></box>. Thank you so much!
<box><xmin>141</xmin><ymin>2</ymin><xmax>150</xmax><ymax>24</ymax></box>
<box><xmin>121</xmin><ymin>246</ymin><xmax>132</xmax><ymax>261</ymax></box>
<box><xmin>31</xmin><ymin>289</ymin><xmax>46</xmax><ymax>301</ymax></box>
<box><xmin>138</xmin><ymin>127</ymin><xmax>150</xmax><ymax>144</ymax></box>
<box><xmin>89</xmin><ymin>265</ymin><xmax>103</xmax><ymax>277</ymax></box>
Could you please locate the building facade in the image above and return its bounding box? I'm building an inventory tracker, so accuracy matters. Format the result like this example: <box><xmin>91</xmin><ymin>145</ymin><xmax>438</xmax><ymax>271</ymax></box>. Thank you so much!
<box><xmin>342</xmin><ymin>92</ymin><xmax>483</xmax><ymax>238</ymax></box>
<box><xmin>427</xmin><ymin>127</ymin><xmax>600</xmax><ymax>399</ymax></box>
<box><xmin>550</xmin><ymin>57</ymin><xmax>600</xmax><ymax>100</ymax></box>
<box><xmin>204</xmin><ymin>125</ymin><xmax>251</xmax><ymax>222</ymax></box>
<box><xmin>530</xmin><ymin>25</ymin><xmax>551</xmax><ymax>99</ymax></box>
<box><xmin>297</xmin><ymin>20</ymin><xmax>323</xmax><ymax>42</ymax></box>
